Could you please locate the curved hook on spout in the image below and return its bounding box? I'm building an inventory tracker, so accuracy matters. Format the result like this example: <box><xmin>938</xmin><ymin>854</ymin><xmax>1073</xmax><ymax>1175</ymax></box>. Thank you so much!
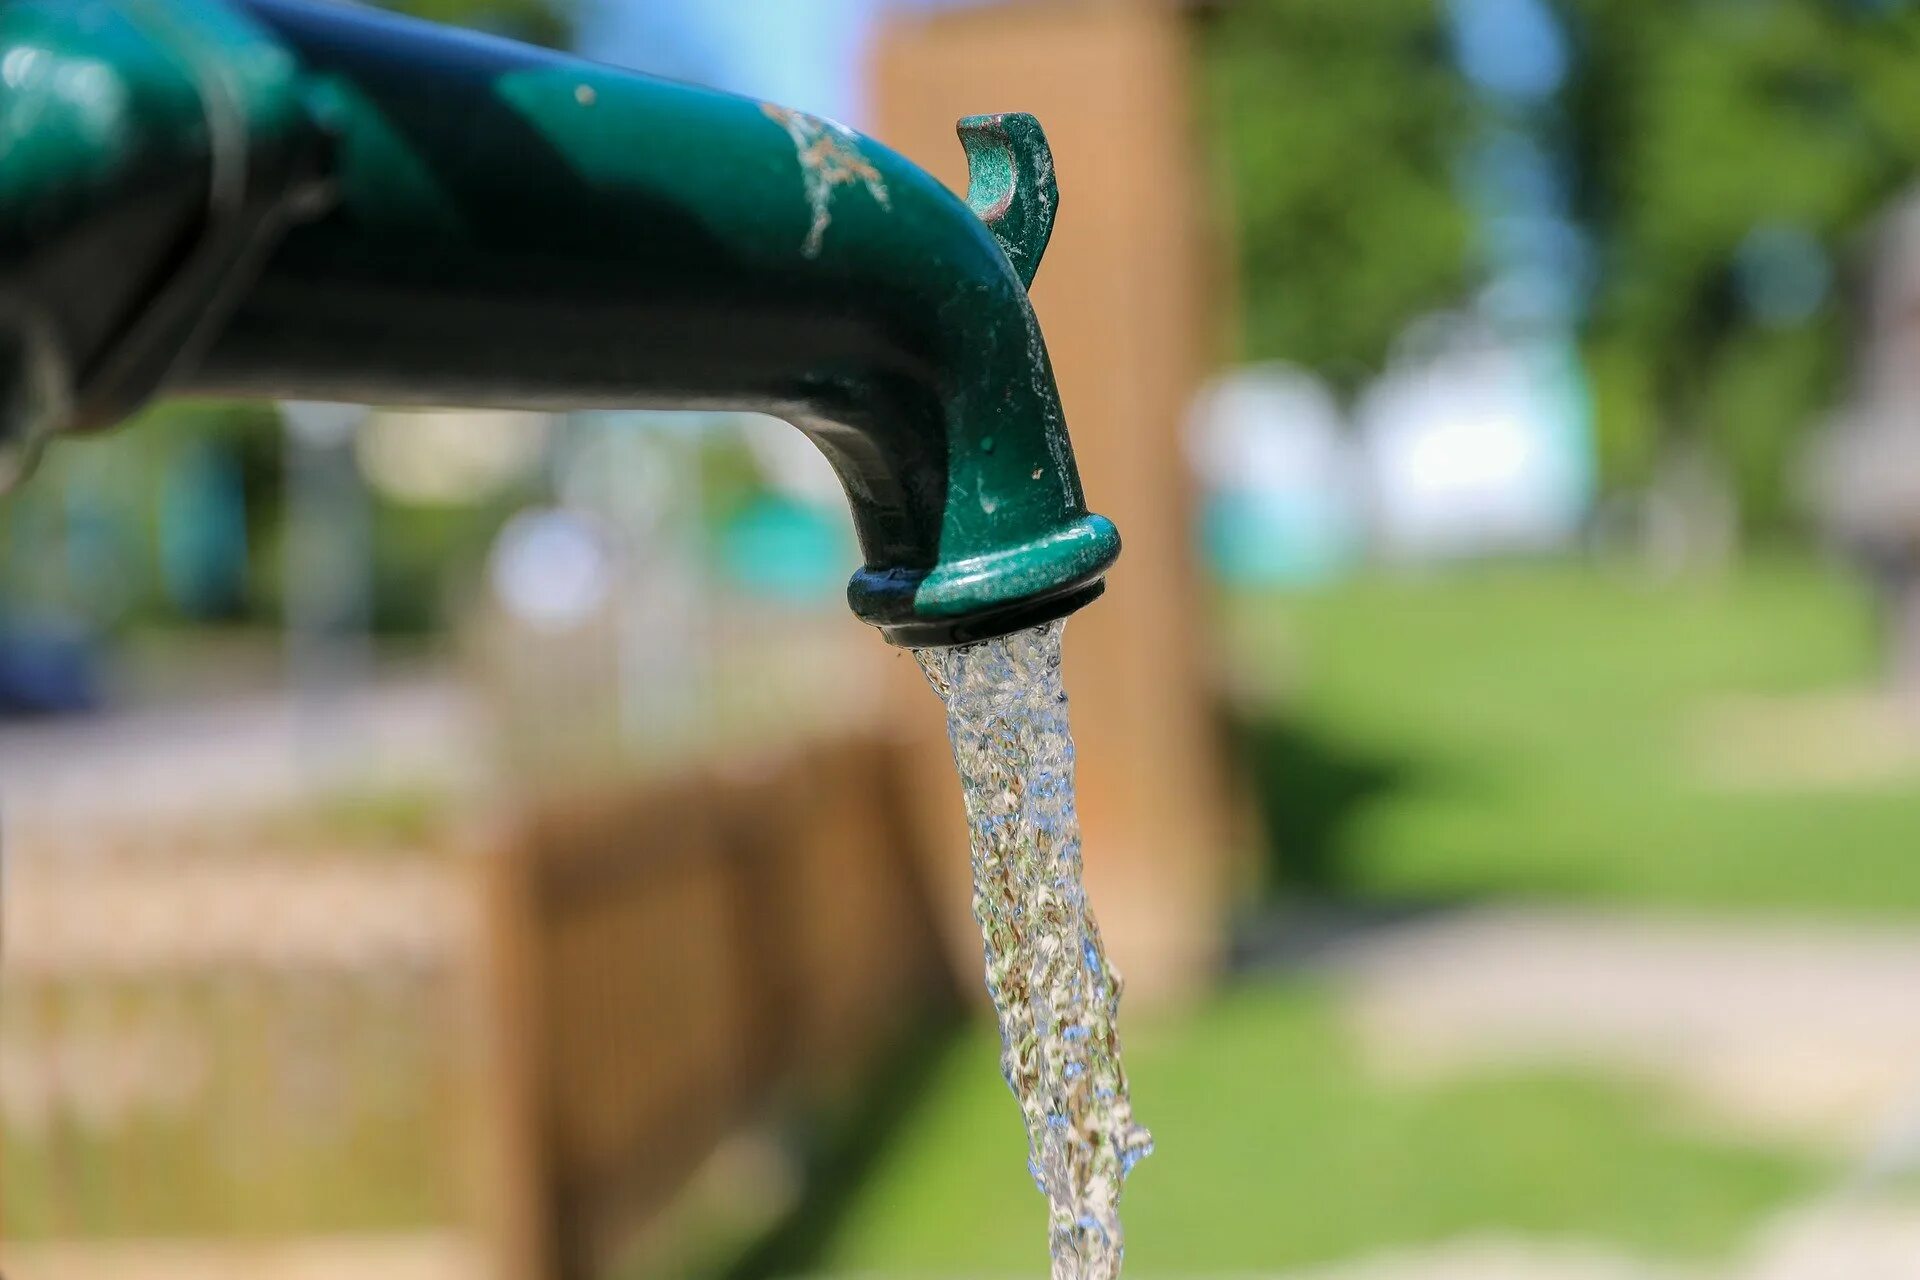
<box><xmin>958</xmin><ymin>113</ymin><xmax>1058</xmax><ymax>291</ymax></box>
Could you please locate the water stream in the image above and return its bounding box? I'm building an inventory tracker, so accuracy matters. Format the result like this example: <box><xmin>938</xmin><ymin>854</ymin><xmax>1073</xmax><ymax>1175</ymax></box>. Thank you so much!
<box><xmin>917</xmin><ymin>620</ymin><xmax>1152</xmax><ymax>1280</ymax></box>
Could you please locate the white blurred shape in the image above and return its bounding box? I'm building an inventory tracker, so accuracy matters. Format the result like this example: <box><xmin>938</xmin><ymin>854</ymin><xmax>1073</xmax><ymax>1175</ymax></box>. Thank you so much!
<box><xmin>1187</xmin><ymin>364</ymin><xmax>1362</xmax><ymax>584</ymax></box>
<box><xmin>1188</xmin><ymin>364</ymin><xmax>1347</xmax><ymax>493</ymax></box>
<box><xmin>488</xmin><ymin>508</ymin><xmax>612</xmax><ymax>632</ymax></box>
<box><xmin>280</xmin><ymin>400</ymin><xmax>365</xmax><ymax>447</ymax></box>
<box><xmin>555</xmin><ymin>416</ymin><xmax>678</xmax><ymax>525</ymax></box>
<box><xmin>1359</xmin><ymin>314</ymin><xmax>1586</xmax><ymax>560</ymax></box>
<box><xmin>739</xmin><ymin>411</ymin><xmax>845</xmax><ymax>504</ymax></box>
<box><xmin>356</xmin><ymin>408</ymin><xmax>549</xmax><ymax>505</ymax></box>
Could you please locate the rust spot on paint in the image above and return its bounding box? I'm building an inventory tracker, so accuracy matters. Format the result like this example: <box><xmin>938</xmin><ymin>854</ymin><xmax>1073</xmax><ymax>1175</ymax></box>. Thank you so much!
<box><xmin>761</xmin><ymin>102</ymin><xmax>890</xmax><ymax>258</ymax></box>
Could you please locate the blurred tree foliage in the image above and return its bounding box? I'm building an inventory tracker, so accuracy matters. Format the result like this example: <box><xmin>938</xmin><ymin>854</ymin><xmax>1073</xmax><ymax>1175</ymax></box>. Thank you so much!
<box><xmin>1561</xmin><ymin>0</ymin><xmax>1920</xmax><ymax>533</ymax></box>
<box><xmin>1205</xmin><ymin>0</ymin><xmax>1920</xmax><ymax>536</ymax></box>
<box><xmin>1197</xmin><ymin>0</ymin><xmax>1475</xmax><ymax>392</ymax></box>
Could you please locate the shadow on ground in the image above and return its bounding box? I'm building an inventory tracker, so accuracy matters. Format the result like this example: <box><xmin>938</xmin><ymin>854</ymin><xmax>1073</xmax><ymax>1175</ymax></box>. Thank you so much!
<box><xmin>1224</xmin><ymin>709</ymin><xmax>1648</xmax><ymax>967</ymax></box>
<box><xmin>1231</xmin><ymin>712</ymin><xmax>1420</xmax><ymax>897</ymax></box>
<box><xmin>720</xmin><ymin>1017</ymin><xmax>966</xmax><ymax>1280</ymax></box>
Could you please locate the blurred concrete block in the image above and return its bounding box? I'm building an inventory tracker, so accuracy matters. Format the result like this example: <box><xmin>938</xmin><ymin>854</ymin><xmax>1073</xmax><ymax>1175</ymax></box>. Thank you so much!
<box><xmin>1334</xmin><ymin>907</ymin><xmax>1920</xmax><ymax>1153</ymax></box>
<box><xmin>1743</xmin><ymin>1199</ymin><xmax>1920</xmax><ymax>1280</ymax></box>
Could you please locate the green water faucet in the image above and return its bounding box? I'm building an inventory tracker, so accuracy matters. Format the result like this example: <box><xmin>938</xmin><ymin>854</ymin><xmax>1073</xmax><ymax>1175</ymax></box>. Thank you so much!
<box><xmin>0</xmin><ymin>0</ymin><xmax>1119</xmax><ymax>647</ymax></box>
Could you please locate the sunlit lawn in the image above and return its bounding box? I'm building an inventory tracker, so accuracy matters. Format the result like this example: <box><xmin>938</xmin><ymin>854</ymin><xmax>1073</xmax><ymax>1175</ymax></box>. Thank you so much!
<box><xmin>784</xmin><ymin>557</ymin><xmax>1903</xmax><ymax>1277</ymax></box>
<box><xmin>807</xmin><ymin>980</ymin><xmax>1820</xmax><ymax>1276</ymax></box>
<box><xmin>1227</xmin><ymin>556</ymin><xmax>1920</xmax><ymax>912</ymax></box>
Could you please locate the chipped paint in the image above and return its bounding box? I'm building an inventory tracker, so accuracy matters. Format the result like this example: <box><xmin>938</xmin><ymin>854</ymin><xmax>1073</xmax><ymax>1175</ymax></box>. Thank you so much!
<box><xmin>761</xmin><ymin>102</ymin><xmax>889</xmax><ymax>258</ymax></box>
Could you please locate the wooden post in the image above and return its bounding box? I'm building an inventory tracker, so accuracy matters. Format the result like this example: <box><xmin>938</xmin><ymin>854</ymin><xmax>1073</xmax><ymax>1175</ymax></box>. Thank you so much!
<box><xmin>871</xmin><ymin>0</ymin><xmax>1232</xmax><ymax>1008</ymax></box>
<box><xmin>466</xmin><ymin>832</ymin><xmax>560</xmax><ymax>1280</ymax></box>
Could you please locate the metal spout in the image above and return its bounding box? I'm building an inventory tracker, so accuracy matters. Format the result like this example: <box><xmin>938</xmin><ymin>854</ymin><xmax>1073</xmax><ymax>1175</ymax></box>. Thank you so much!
<box><xmin>0</xmin><ymin>0</ymin><xmax>1118</xmax><ymax>647</ymax></box>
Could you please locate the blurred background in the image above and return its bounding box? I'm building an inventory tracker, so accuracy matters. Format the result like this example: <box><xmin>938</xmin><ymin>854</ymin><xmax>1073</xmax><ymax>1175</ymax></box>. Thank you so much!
<box><xmin>8</xmin><ymin>0</ymin><xmax>1920</xmax><ymax>1277</ymax></box>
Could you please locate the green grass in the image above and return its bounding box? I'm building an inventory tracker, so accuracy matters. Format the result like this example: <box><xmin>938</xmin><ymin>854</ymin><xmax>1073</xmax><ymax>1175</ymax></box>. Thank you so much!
<box><xmin>753</xmin><ymin>558</ymin><xmax>1885</xmax><ymax>1277</ymax></box>
<box><xmin>1228</xmin><ymin>557</ymin><xmax>1920</xmax><ymax>912</ymax></box>
<box><xmin>805</xmin><ymin>979</ymin><xmax>1821</xmax><ymax>1276</ymax></box>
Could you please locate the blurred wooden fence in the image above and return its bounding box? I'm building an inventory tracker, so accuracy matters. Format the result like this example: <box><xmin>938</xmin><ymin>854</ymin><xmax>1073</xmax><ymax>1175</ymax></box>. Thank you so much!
<box><xmin>1</xmin><ymin>733</ymin><xmax>954</xmax><ymax>1280</ymax></box>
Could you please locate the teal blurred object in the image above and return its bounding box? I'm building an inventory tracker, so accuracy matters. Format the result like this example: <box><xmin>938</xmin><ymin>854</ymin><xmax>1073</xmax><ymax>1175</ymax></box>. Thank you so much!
<box><xmin>0</xmin><ymin>0</ymin><xmax>1118</xmax><ymax>648</ymax></box>
<box><xmin>720</xmin><ymin>496</ymin><xmax>852</xmax><ymax>604</ymax></box>
<box><xmin>1189</xmin><ymin>366</ymin><xmax>1363</xmax><ymax>588</ymax></box>
<box><xmin>1203</xmin><ymin>494</ymin><xmax>1358</xmax><ymax>588</ymax></box>
<box><xmin>159</xmin><ymin>441</ymin><xmax>250</xmax><ymax>618</ymax></box>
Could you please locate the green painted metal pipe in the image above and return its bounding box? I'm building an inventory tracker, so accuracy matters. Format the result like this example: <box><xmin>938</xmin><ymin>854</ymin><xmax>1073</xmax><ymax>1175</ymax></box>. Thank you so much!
<box><xmin>0</xmin><ymin>0</ymin><xmax>1119</xmax><ymax>647</ymax></box>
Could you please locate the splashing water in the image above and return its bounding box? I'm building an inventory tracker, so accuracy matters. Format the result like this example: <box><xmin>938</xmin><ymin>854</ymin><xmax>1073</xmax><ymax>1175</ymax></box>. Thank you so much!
<box><xmin>917</xmin><ymin>620</ymin><xmax>1152</xmax><ymax>1280</ymax></box>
